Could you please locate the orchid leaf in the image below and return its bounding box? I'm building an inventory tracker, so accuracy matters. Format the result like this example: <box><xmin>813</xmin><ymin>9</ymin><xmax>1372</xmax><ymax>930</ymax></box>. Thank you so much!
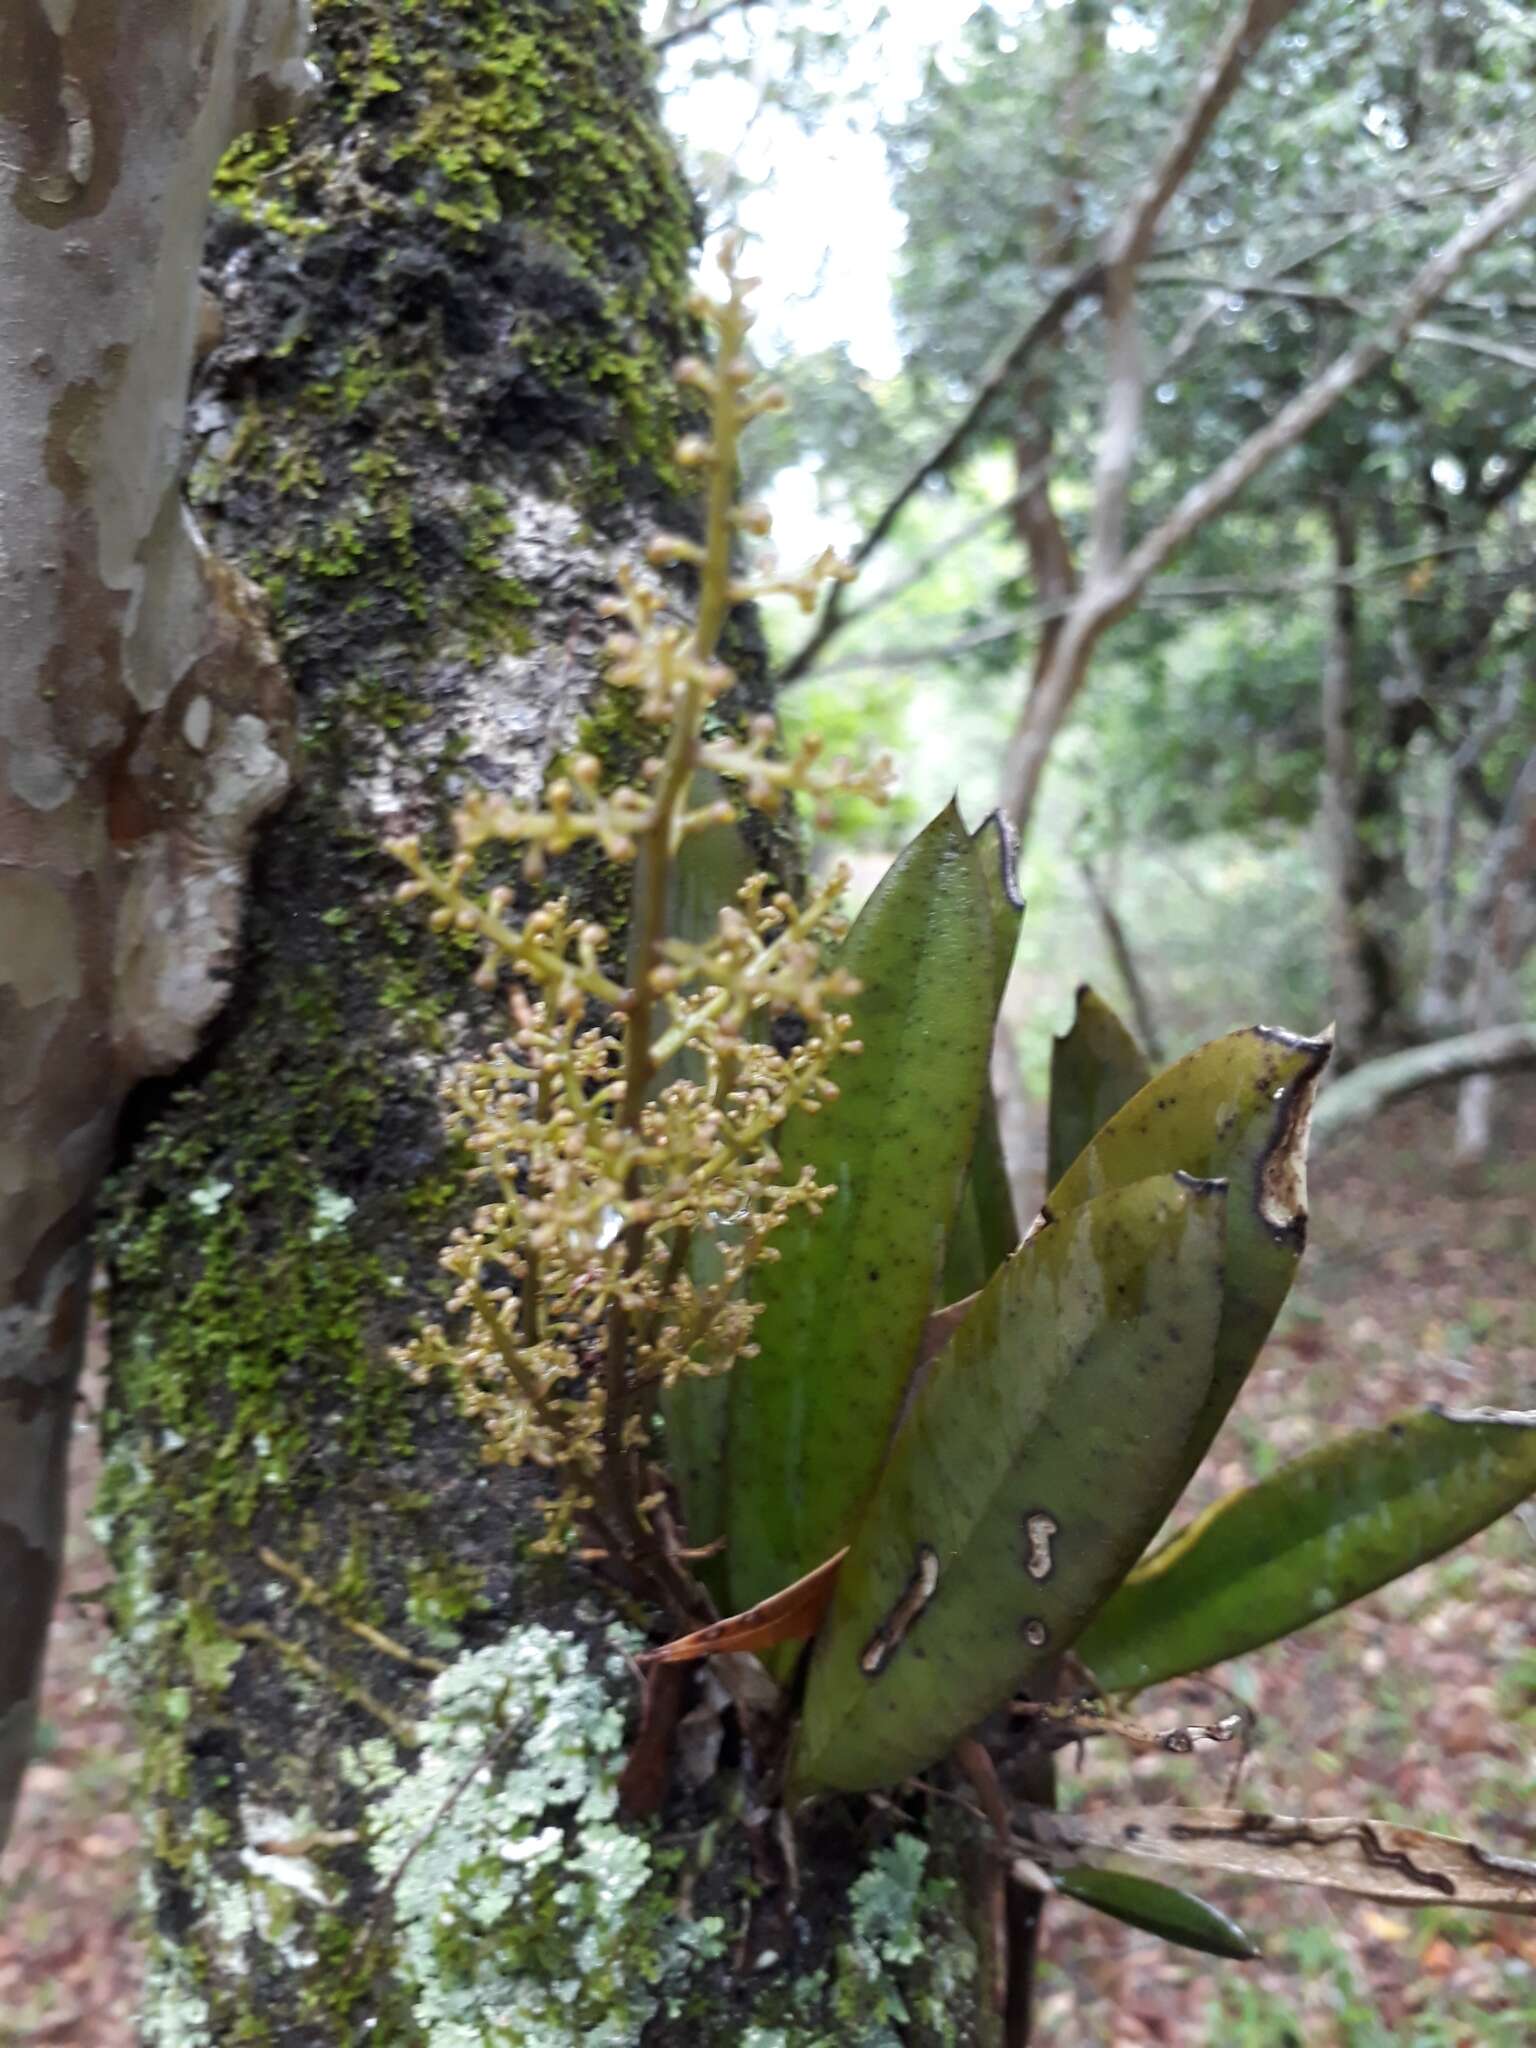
<box><xmin>1054</xmin><ymin>1867</ymin><xmax>1258</xmax><ymax>1961</ymax></box>
<box><xmin>1046</xmin><ymin>1025</ymin><xmax>1332</xmax><ymax>1494</ymax></box>
<box><xmin>727</xmin><ymin>801</ymin><xmax>1002</xmax><ymax>1611</ymax></box>
<box><xmin>791</xmin><ymin>1173</ymin><xmax>1227</xmax><ymax>1796</ymax></box>
<box><xmin>1078</xmin><ymin>1407</ymin><xmax>1536</xmax><ymax>1692</ymax></box>
<box><xmin>642</xmin><ymin>1547</ymin><xmax>847</xmax><ymax>1666</ymax></box>
<box><xmin>943</xmin><ymin>816</ymin><xmax>1024</xmax><ymax>1302</ymax></box>
<box><xmin>1047</xmin><ymin>985</ymin><xmax>1151</xmax><ymax>1189</ymax></box>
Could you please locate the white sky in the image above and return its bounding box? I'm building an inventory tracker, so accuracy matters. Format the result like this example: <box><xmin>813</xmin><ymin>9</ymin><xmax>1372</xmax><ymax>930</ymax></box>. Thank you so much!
<box><xmin>649</xmin><ymin>0</ymin><xmax>998</xmax><ymax>378</ymax></box>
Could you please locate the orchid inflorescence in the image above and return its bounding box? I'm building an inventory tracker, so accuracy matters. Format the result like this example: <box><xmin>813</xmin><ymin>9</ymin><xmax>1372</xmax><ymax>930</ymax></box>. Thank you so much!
<box><xmin>388</xmin><ymin>238</ymin><xmax>890</xmax><ymax>1567</ymax></box>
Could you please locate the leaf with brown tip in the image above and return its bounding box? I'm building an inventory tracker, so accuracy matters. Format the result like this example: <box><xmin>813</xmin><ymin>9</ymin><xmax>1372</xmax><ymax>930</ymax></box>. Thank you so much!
<box><xmin>1045</xmin><ymin>1024</ymin><xmax>1332</xmax><ymax>1495</ymax></box>
<box><xmin>641</xmin><ymin>1546</ymin><xmax>848</xmax><ymax>1666</ymax></box>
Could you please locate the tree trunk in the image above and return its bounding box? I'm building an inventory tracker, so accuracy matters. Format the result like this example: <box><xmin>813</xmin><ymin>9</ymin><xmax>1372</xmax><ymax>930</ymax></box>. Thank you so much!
<box><xmin>0</xmin><ymin>0</ymin><xmax>311</xmax><ymax>1852</ymax></box>
<box><xmin>1076</xmin><ymin>855</ymin><xmax>1164</xmax><ymax>1067</ymax></box>
<box><xmin>1316</xmin><ymin>498</ymin><xmax>1404</xmax><ymax>1069</ymax></box>
<box><xmin>96</xmin><ymin>4</ymin><xmax>991</xmax><ymax>2040</ymax></box>
<box><xmin>1453</xmin><ymin>748</ymin><xmax>1536</xmax><ymax>1165</ymax></box>
<box><xmin>1308</xmin><ymin>1021</ymin><xmax>1536</xmax><ymax>1143</ymax></box>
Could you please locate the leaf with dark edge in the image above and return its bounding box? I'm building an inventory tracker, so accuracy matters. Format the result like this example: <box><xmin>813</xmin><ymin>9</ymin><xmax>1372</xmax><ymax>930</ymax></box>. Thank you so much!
<box><xmin>1054</xmin><ymin>1867</ymin><xmax>1259</xmax><ymax>1961</ymax></box>
<box><xmin>727</xmin><ymin>801</ymin><xmax>1002</xmax><ymax>1612</ymax></box>
<box><xmin>791</xmin><ymin>1173</ymin><xmax>1227</xmax><ymax>1797</ymax></box>
<box><xmin>1077</xmin><ymin>1406</ymin><xmax>1536</xmax><ymax>1693</ymax></box>
<box><xmin>1032</xmin><ymin>1808</ymin><xmax>1536</xmax><ymax>1916</ymax></box>
<box><xmin>1047</xmin><ymin>985</ymin><xmax>1151</xmax><ymax>1190</ymax></box>
<box><xmin>942</xmin><ymin>814</ymin><xmax>1024</xmax><ymax>1303</ymax></box>
<box><xmin>1045</xmin><ymin>1024</ymin><xmax>1332</xmax><ymax>1496</ymax></box>
<box><xmin>640</xmin><ymin>1546</ymin><xmax>848</xmax><ymax>1665</ymax></box>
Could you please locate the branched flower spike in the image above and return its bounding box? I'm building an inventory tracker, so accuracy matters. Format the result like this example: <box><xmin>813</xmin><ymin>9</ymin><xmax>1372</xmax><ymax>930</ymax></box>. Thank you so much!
<box><xmin>387</xmin><ymin>237</ymin><xmax>891</xmax><ymax>1578</ymax></box>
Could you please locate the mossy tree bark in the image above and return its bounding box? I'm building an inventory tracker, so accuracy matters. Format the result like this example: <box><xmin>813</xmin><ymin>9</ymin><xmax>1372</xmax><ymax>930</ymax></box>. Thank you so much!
<box><xmin>100</xmin><ymin>4</ymin><xmax>991</xmax><ymax>2041</ymax></box>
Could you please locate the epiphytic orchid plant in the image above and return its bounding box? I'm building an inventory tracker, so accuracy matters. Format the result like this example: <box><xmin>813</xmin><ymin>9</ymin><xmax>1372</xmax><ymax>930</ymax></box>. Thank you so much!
<box><xmin>394</xmin><ymin>240</ymin><xmax>1536</xmax><ymax>2036</ymax></box>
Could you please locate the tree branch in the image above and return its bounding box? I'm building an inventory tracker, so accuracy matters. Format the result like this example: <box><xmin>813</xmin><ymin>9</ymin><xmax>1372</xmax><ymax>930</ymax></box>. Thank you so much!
<box><xmin>802</xmin><ymin>467</ymin><xmax>1048</xmax><ymax>657</ymax></box>
<box><xmin>1310</xmin><ymin>1024</ymin><xmax>1536</xmax><ymax>1142</ymax></box>
<box><xmin>1001</xmin><ymin>155</ymin><xmax>1536</xmax><ymax>837</ymax></box>
<box><xmin>776</xmin><ymin>266</ymin><xmax>1103</xmax><ymax>684</ymax></box>
<box><xmin>809</xmin><ymin>536</ymin><xmax>1510</xmax><ymax>677</ymax></box>
<box><xmin>1087</xmin><ymin>0</ymin><xmax>1303</xmax><ymax>578</ymax></box>
<box><xmin>1106</xmin><ymin>0</ymin><xmax>1303</xmax><ymax>276</ymax></box>
<box><xmin>782</xmin><ymin>0</ymin><xmax>1305</xmax><ymax>687</ymax></box>
<box><xmin>1142</xmin><ymin>270</ymin><xmax>1536</xmax><ymax>374</ymax></box>
<box><xmin>1077</xmin><ymin>856</ymin><xmax>1165</xmax><ymax>1064</ymax></box>
<box><xmin>651</xmin><ymin>0</ymin><xmax>766</xmax><ymax>55</ymax></box>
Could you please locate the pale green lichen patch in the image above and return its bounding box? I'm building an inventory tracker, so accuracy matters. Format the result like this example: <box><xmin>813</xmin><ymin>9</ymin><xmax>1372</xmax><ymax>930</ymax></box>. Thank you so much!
<box><xmin>848</xmin><ymin>1834</ymin><xmax>933</xmax><ymax>1970</ymax></box>
<box><xmin>135</xmin><ymin>1787</ymin><xmax>336</xmax><ymax>2048</ymax></box>
<box><xmin>741</xmin><ymin>1833</ymin><xmax>982</xmax><ymax>2048</ymax></box>
<box><xmin>831</xmin><ymin>1835</ymin><xmax>978</xmax><ymax>2041</ymax></box>
<box><xmin>347</xmin><ymin>1625</ymin><xmax>724</xmax><ymax>2044</ymax></box>
<box><xmin>139</xmin><ymin>1921</ymin><xmax>217</xmax><ymax>2048</ymax></box>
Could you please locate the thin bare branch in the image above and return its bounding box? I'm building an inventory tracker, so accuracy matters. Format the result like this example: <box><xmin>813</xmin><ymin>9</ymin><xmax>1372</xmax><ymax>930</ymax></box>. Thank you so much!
<box><xmin>798</xmin><ymin>467</ymin><xmax>1049</xmax><ymax>658</ymax></box>
<box><xmin>1143</xmin><ymin>270</ymin><xmax>1536</xmax><ymax>374</ymax></box>
<box><xmin>1077</xmin><ymin>856</ymin><xmax>1165</xmax><ymax>1065</ymax></box>
<box><xmin>1088</xmin><ymin>0</ymin><xmax>1302</xmax><ymax>576</ymax></box>
<box><xmin>783</xmin><ymin>1</ymin><xmax>1302</xmax><ymax>685</ymax></box>
<box><xmin>651</xmin><ymin>0</ymin><xmax>766</xmax><ymax>55</ymax></box>
<box><xmin>1414</xmin><ymin>318</ymin><xmax>1536</xmax><ymax>376</ymax></box>
<box><xmin>1087</xmin><ymin>265</ymin><xmax>1143</xmax><ymax>580</ymax></box>
<box><xmin>1002</xmin><ymin>156</ymin><xmax>1536</xmax><ymax>836</ymax></box>
<box><xmin>776</xmin><ymin>264</ymin><xmax>1104</xmax><ymax>683</ymax></box>
<box><xmin>1113</xmin><ymin>161</ymin><xmax>1536</xmax><ymax>605</ymax></box>
<box><xmin>810</xmin><ymin>536</ymin><xmax>1513</xmax><ymax>677</ymax></box>
<box><xmin>1107</xmin><ymin>0</ymin><xmax>1303</xmax><ymax>275</ymax></box>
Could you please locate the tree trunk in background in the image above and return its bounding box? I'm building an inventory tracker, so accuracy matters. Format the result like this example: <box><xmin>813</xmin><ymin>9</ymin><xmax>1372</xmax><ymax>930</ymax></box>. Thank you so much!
<box><xmin>0</xmin><ymin>0</ymin><xmax>311</xmax><ymax>1855</ymax></box>
<box><xmin>1317</xmin><ymin>499</ymin><xmax>1401</xmax><ymax>1069</ymax></box>
<box><xmin>1453</xmin><ymin>748</ymin><xmax>1536</xmax><ymax>1165</ymax></box>
<box><xmin>1076</xmin><ymin>855</ymin><xmax>1164</xmax><ymax>1066</ymax></box>
<box><xmin>99</xmin><ymin>5</ymin><xmax>990</xmax><ymax>2039</ymax></box>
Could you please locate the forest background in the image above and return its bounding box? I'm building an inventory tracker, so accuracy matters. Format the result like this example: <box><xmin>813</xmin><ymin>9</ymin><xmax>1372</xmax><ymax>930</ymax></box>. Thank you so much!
<box><xmin>664</xmin><ymin>0</ymin><xmax>1536</xmax><ymax>1132</ymax></box>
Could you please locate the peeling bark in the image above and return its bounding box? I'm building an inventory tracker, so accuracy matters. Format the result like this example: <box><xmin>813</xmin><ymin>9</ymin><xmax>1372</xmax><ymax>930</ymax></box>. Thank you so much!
<box><xmin>0</xmin><ymin>0</ymin><xmax>311</xmax><ymax>1849</ymax></box>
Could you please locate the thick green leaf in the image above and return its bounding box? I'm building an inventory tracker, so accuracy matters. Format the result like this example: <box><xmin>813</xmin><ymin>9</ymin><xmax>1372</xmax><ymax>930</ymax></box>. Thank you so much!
<box><xmin>1047</xmin><ymin>986</ymin><xmax>1151</xmax><ymax>1190</ymax></box>
<box><xmin>1046</xmin><ymin>1025</ymin><xmax>1331</xmax><ymax>1493</ymax></box>
<box><xmin>791</xmin><ymin>1173</ymin><xmax>1227</xmax><ymax>1796</ymax></box>
<box><xmin>1078</xmin><ymin>1407</ymin><xmax>1536</xmax><ymax>1693</ymax></box>
<box><xmin>1033</xmin><ymin>1808</ymin><xmax>1536</xmax><ymax>1917</ymax></box>
<box><xmin>1054</xmin><ymin>1867</ymin><xmax>1258</xmax><ymax>1961</ymax></box>
<box><xmin>726</xmin><ymin>802</ymin><xmax>1002</xmax><ymax>1611</ymax></box>
<box><xmin>942</xmin><ymin>815</ymin><xmax>1024</xmax><ymax>1302</ymax></box>
<box><xmin>661</xmin><ymin>1372</ymin><xmax>729</xmax><ymax>1596</ymax></box>
<box><xmin>653</xmin><ymin>774</ymin><xmax>759</xmax><ymax>1593</ymax></box>
<box><xmin>941</xmin><ymin>1103</ymin><xmax>1017</xmax><ymax>1304</ymax></box>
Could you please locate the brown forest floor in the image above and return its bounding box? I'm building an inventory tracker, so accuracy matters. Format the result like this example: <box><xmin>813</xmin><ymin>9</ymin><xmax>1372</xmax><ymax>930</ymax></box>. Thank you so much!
<box><xmin>1</xmin><ymin>1080</ymin><xmax>1532</xmax><ymax>2046</ymax></box>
